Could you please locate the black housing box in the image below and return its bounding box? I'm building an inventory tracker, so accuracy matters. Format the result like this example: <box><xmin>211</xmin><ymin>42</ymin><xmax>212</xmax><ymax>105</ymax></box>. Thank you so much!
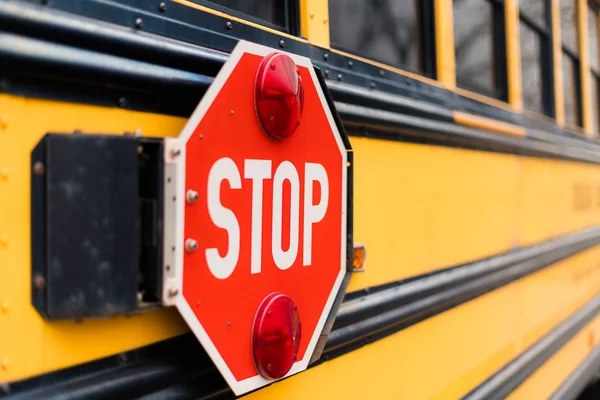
<box><xmin>31</xmin><ymin>133</ymin><xmax>140</xmax><ymax>319</ymax></box>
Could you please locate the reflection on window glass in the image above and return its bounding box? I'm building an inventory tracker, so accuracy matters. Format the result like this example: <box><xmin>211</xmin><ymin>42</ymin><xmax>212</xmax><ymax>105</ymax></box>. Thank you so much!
<box><xmin>520</xmin><ymin>22</ymin><xmax>543</xmax><ymax>114</ymax></box>
<box><xmin>520</xmin><ymin>0</ymin><xmax>546</xmax><ymax>27</ymax></box>
<box><xmin>453</xmin><ymin>0</ymin><xmax>495</xmax><ymax>94</ymax></box>
<box><xmin>329</xmin><ymin>0</ymin><xmax>421</xmax><ymax>72</ymax></box>
<box><xmin>590</xmin><ymin>72</ymin><xmax>600</xmax><ymax>135</ymax></box>
<box><xmin>560</xmin><ymin>0</ymin><xmax>578</xmax><ymax>54</ymax></box>
<box><xmin>563</xmin><ymin>54</ymin><xmax>579</xmax><ymax>126</ymax></box>
<box><xmin>589</xmin><ymin>6</ymin><xmax>599</xmax><ymax>72</ymax></box>
<box><xmin>208</xmin><ymin>0</ymin><xmax>285</xmax><ymax>27</ymax></box>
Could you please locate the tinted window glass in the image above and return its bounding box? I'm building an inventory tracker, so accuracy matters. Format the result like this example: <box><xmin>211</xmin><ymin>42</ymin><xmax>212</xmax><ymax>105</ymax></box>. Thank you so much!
<box><xmin>329</xmin><ymin>0</ymin><xmax>422</xmax><ymax>72</ymax></box>
<box><xmin>563</xmin><ymin>54</ymin><xmax>579</xmax><ymax>126</ymax></box>
<box><xmin>520</xmin><ymin>22</ymin><xmax>543</xmax><ymax>114</ymax></box>
<box><xmin>520</xmin><ymin>0</ymin><xmax>547</xmax><ymax>27</ymax></box>
<box><xmin>590</xmin><ymin>72</ymin><xmax>599</xmax><ymax>135</ymax></box>
<box><xmin>453</xmin><ymin>0</ymin><xmax>495</xmax><ymax>94</ymax></box>
<box><xmin>208</xmin><ymin>0</ymin><xmax>287</xmax><ymax>27</ymax></box>
<box><xmin>589</xmin><ymin>6</ymin><xmax>599</xmax><ymax>72</ymax></box>
<box><xmin>560</xmin><ymin>0</ymin><xmax>578</xmax><ymax>54</ymax></box>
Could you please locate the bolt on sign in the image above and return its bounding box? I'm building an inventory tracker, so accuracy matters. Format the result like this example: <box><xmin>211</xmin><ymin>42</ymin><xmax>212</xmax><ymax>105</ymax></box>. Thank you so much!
<box><xmin>162</xmin><ymin>41</ymin><xmax>353</xmax><ymax>395</ymax></box>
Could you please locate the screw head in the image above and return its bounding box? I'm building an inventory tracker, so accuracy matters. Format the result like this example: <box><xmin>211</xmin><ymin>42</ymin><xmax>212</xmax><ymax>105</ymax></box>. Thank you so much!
<box><xmin>323</xmin><ymin>53</ymin><xmax>329</xmax><ymax>61</ymax></box>
<box><xmin>186</xmin><ymin>190</ymin><xmax>199</xmax><ymax>204</ymax></box>
<box><xmin>158</xmin><ymin>2</ymin><xmax>166</xmax><ymax>12</ymax></box>
<box><xmin>135</xmin><ymin>18</ymin><xmax>143</xmax><ymax>29</ymax></box>
<box><xmin>337</xmin><ymin>73</ymin><xmax>343</xmax><ymax>81</ymax></box>
<box><xmin>309</xmin><ymin>12</ymin><xmax>315</xmax><ymax>19</ymax></box>
<box><xmin>226</xmin><ymin>21</ymin><xmax>233</xmax><ymax>30</ymax></box>
<box><xmin>118</xmin><ymin>97</ymin><xmax>127</xmax><ymax>107</ymax></box>
<box><xmin>168</xmin><ymin>288</ymin><xmax>179</xmax><ymax>297</ymax></box>
<box><xmin>170</xmin><ymin>148</ymin><xmax>181</xmax><ymax>158</ymax></box>
<box><xmin>348</xmin><ymin>60</ymin><xmax>353</xmax><ymax>68</ymax></box>
<box><xmin>33</xmin><ymin>274</ymin><xmax>46</xmax><ymax>290</ymax></box>
<box><xmin>279</xmin><ymin>39</ymin><xmax>285</xmax><ymax>48</ymax></box>
<box><xmin>185</xmin><ymin>238</ymin><xmax>198</xmax><ymax>252</ymax></box>
<box><xmin>33</xmin><ymin>161</ymin><xmax>45</xmax><ymax>177</ymax></box>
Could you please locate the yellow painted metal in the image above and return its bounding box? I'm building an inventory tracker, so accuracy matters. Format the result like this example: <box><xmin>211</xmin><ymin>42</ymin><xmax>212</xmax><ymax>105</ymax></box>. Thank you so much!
<box><xmin>434</xmin><ymin>0</ymin><xmax>456</xmax><ymax>89</ymax></box>
<box><xmin>3</xmin><ymin>92</ymin><xmax>600</xmax><ymax>387</ymax></box>
<box><xmin>0</xmin><ymin>94</ymin><xmax>189</xmax><ymax>384</ymax></box>
<box><xmin>246</xmin><ymin>245</ymin><xmax>600</xmax><ymax>400</ymax></box>
<box><xmin>578</xmin><ymin>0</ymin><xmax>592</xmax><ymax>135</ymax></box>
<box><xmin>300</xmin><ymin>0</ymin><xmax>330</xmax><ymax>48</ymax></box>
<box><xmin>453</xmin><ymin>111</ymin><xmax>526</xmax><ymax>138</ymax></box>
<box><xmin>505</xmin><ymin>0</ymin><xmax>523</xmax><ymax>112</ymax></box>
<box><xmin>507</xmin><ymin>316</ymin><xmax>600</xmax><ymax>400</ymax></box>
<box><xmin>171</xmin><ymin>0</ymin><xmax>308</xmax><ymax>42</ymax></box>
<box><xmin>552</xmin><ymin>0</ymin><xmax>566</xmax><ymax>126</ymax></box>
<box><xmin>351</xmin><ymin>136</ymin><xmax>600</xmax><ymax>291</ymax></box>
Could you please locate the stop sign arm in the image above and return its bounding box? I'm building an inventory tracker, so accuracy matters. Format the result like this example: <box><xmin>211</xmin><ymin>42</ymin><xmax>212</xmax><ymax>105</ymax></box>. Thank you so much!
<box><xmin>158</xmin><ymin>41</ymin><xmax>354</xmax><ymax>395</ymax></box>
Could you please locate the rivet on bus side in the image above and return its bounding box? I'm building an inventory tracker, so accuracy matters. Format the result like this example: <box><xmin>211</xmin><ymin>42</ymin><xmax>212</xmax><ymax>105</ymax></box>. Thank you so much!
<box><xmin>323</xmin><ymin>17</ymin><xmax>328</xmax><ymax>24</ymax></box>
<box><xmin>1</xmin><ymin>358</ymin><xmax>9</xmax><ymax>371</ymax></box>
<box><xmin>0</xmin><ymin>114</ymin><xmax>7</xmax><ymax>129</ymax></box>
<box><xmin>309</xmin><ymin>12</ymin><xmax>315</xmax><ymax>19</ymax></box>
<box><xmin>279</xmin><ymin>39</ymin><xmax>285</xmax><ymax>48</ymax></box>
<box><xmin>159</xmin><ymin>2</ymin><xmax>167</xmax><ymax>12</ymax></box>
<box><xmin>0</xmin><ymin>167</ymin><xmax>7</xmax><ymax>180</ymax></box>
<box><xmin>0</xmin><ymin>234</ymin><xmax>7</xmax><ymax>247</ymax></box>
<box><xmin>226</xmin><ymin>21</ymin><xmax>233</xmax><ymax>30</ymax></box>
<box><xmin>33</xmin><ymin>161</ymin><xmax>45</xmax><ymax>176</ymax></box>
<box><xmin>135</xmin><ymin>18</ymin><xmax>143</xmax><ymax>29</ymax></box>
<box><xmin>33</xmin><ymin>274</ymin><xmax>46</xmax><ymax>290</ymax></box>
<box><xmin>1</xmin><ymin>301</ymin><xmax>9</xmax><ymax>315</ymax></box>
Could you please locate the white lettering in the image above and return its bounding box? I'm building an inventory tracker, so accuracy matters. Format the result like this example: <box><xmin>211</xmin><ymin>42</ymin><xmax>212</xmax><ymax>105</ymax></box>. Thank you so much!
<box><xmin>244</xmin><ymin>159</ymin><xmax>272</xmax><ymax>274</ymax></box>
<box><xmin>272</xmin><ymin>161</ymin><xmax>300</xmax><ymax>270</ymax></box>
<box><xmin>303</xmin><ymin>163</ymin><xmax>329</xmax><ymax>266</ymax></box>
<box><xmin>205</xmin><ymin>157</ymin><xmax>241</xmax><ymax>279</ymax></box>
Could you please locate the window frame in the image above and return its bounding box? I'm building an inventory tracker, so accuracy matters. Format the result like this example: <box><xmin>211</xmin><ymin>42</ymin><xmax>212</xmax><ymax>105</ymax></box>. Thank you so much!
<box><xmin>453</xmin><ymin>0</ymin><xmax>509</xmax><ymax>101</ymax></box>
<box><xmin>560</xmin><ymin>0</ymin><xmax>583</xmax><ymax>128</ymax></box>
<box><xmin>518</xmin><ymin>0</ymin><xmax>555</xmax><ymax>117</ymax></box>
<box><xmin>588</xmin><ymin>0</ymin><xmax>600</xmax><ymax>136</ymax></box>
<box><xmin>328</xmin><ymin>0</ymin><xmax>437</xmax><ymax>78</ymax></box>
<box><xmin>191</xmin><ymin>0</ymin><xmax>300</xmax><ymax>35</ymax></box>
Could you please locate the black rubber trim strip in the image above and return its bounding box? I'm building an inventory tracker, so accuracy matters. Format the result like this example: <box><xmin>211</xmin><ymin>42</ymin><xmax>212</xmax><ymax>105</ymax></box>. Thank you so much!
<box><xmin>2</xmin><ymin>1</ymin><xmax>600</xmax><ymax>158</ymax></box>
<box><xmin>549</xmin><ymin>345</ymin><xmax>600</xmax><ymax>400</ymax></box>
<box><xmin>336</xmin><ymin>102</ymin><xmax>600</xmax><ymax>164</ymax></box>
<box><xmin>463</xmin><ymin>296</ymin><xmax>600</xmax><ymax>400</ymax></box>
<box><xmin>4</xmin><ymin>226</ymin><xmax>600</xmax><ymax>399</ymax></box>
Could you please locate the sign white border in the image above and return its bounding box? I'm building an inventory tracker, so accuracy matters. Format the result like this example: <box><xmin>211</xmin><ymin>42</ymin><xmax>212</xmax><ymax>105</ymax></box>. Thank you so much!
<box><xmin>170</xmin><ymin>40</ymin><xmax>348</xmax><ymax>395</ymax></box>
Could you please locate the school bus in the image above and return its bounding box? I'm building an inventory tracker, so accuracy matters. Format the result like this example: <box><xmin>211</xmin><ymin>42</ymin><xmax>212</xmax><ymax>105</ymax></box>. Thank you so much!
<box><xmin>2</xmin><ymin>0</ymin><xmax>600</xmax><ymax>398</ymax></box>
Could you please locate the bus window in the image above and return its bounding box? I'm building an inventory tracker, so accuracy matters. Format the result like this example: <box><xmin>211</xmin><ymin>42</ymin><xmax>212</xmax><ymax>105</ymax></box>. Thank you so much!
<box><xmin>453</xmin><ymin>0</ymin><xmax>507</xmax><ymax>100</ymax></box>
<box><xmin>559</xmin><ymin>0</ymin><xmax>581</xmax><ymax>127</ymax></box>
<box><xmin>329</xmin><ymin>0</ymin><xmax>434</xmax><ymax>76</ymax></box>
<box><xmin>520</xmin><ymin>0</ymin><xmax>552</xmax><ymax>116</ymax></box>
<box><xmin>205</xmin><ymin>0</ymin><xmax>296</xmax><ymax>32</ymax></box>
<box><xmin>588</xmin><ymin>3</ymin><xmax>600</xmax><ymax>136</ymax></box>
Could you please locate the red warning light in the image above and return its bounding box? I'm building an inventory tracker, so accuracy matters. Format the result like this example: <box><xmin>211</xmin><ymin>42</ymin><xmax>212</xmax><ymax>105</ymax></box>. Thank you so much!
<box><xmin>251</xmin><ymin>293</ymin><xmax>302</xmax><ymax>380</ymax></box>
<box><xmin>254</xmin><ymin>52</ymin><xmax>304</xmax><ymax>140</ymax></box>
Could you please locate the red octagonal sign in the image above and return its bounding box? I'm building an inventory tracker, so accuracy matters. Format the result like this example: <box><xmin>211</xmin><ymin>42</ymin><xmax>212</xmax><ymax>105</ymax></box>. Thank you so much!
<box><xmin>162</xmin><ymin>41</ymin><xmax>350</xmax><ymax>395</ymax></box>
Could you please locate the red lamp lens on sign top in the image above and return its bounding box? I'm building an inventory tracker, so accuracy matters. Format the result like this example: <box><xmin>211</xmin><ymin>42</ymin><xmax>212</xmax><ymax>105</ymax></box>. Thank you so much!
<box><xmin>254</xmin><ymin>52</ymin><xmax>304</xmax><ymax>140</ymax></box>
<box><xmin>252</xmin><ymin>293</ymin><xmax>302</xmax><ymax>380</ymax></box>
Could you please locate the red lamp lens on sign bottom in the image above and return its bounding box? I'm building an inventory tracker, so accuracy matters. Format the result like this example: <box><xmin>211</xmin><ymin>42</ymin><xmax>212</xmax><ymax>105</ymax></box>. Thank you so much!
<box><xmin>254</xmin><ymin>52</ymin><xmax>304</xmax><ymax>140</ymax></box>
<box><xmin>252</xmin><ymin>293</ymin><xmax>302</xmax><ymax>380</ymax></box>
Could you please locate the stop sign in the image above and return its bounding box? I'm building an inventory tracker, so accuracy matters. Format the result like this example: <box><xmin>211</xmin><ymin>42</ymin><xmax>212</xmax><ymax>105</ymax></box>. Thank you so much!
<box><xmin>163</xmin><ymin>41</ymin><xmax>351</xmax><ymax>395</ymax></box>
